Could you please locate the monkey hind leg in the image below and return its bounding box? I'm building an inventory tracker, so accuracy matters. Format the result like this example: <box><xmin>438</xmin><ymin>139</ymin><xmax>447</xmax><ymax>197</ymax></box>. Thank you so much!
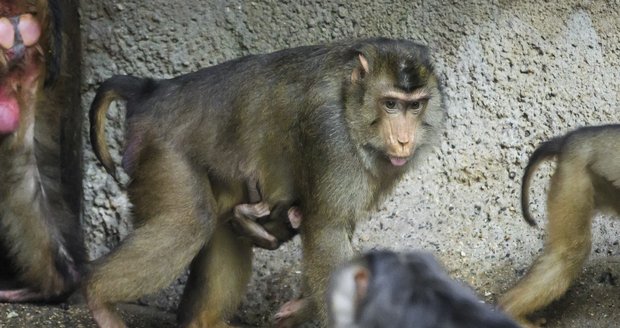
<box><xmin>0</xmin><ymin>199</ymin><xmax>81</xmax><ymax>302</ymax></box>
<box><xmin>85</xmin><ymin>144</ymin><xmax>212</xmax><ymax>327</ymax></box>
<box><xmin>178</xmin><ymin>225</ymin><xmax>253</xmax><ymax>328</ymax></box>
<box><xmin>500</xmin><ymin>162</ymin><xmax>594</xmax><ymax>321</ymax></box>
<box><xmin>0</xmin><ymin>240</ymin><xmax>80</xmax><ymax>303</ymax></box>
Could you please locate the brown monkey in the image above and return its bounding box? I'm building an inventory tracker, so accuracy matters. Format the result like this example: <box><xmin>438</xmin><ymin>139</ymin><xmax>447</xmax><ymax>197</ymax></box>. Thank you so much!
<box><xmin>87</xmin><ymin>38</ymin><xmax>444</xmax><ymax>328</ymax></box>
<box><xmin>499</xmin><ymin>124</ymin><xmax>620</xmax><ymax>327</ymax></box>
<box><xmin>328</xmin><ymin>250</ymin><xmax>519</xmax><ymax>328</ymax></box>
<box><xmin>0</xmin><ymin>0</ymin><xmax>83</xmax><ymax>302</ymax></box>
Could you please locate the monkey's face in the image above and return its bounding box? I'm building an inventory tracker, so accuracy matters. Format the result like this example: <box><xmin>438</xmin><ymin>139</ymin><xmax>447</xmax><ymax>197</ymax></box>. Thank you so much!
<box><xmin>345</xmin><ymin>47</ymin><xmax>441</xmax><ymax>169</ymax></box>
<box><xmin>370</xmin><ymin>81</ymin><xmax>431</xmax><ymax>167</ymax></box>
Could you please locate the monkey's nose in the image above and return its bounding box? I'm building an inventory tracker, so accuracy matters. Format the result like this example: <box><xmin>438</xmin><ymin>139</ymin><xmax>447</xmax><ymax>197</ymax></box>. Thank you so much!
<box><xmin>397</xmin><ymin>135</ymin><xmax>410</xmax><ymax>148</ymax></box>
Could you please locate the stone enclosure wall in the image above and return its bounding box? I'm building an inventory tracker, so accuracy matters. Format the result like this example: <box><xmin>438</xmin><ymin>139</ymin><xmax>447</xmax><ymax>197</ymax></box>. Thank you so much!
<box><xmin>80</xmin><ymin>1</ymin><xmax>619</xmax><ymax>326</ymax></box>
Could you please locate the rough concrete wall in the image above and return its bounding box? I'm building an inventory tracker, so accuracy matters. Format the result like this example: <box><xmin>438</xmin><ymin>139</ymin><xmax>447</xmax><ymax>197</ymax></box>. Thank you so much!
<box><xmin>81</xmin><ymin>0</ymin><xmax>620</xmax><ymax>326</ymax></box>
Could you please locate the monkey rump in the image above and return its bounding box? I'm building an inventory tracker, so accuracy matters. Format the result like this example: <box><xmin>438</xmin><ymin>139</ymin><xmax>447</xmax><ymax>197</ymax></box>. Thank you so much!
<box><xmin>0</xmin><ymin>85</ymin><xmax>19</xmax><ymax>133</ymax></box>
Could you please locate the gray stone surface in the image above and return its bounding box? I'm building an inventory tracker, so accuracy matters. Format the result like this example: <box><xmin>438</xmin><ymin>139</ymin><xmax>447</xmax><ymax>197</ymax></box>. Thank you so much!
<box><xmin>4</xmin><ymin>0</ymin><xmax>620</xmax><ymax>327</ymax></box>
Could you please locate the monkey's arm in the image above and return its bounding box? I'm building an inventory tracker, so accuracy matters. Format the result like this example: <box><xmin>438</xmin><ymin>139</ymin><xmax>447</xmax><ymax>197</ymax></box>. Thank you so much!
<box><xmin>231</xmin><ymin>202</ymin><xmax>279</xmax><ymax>249</ymax></box>
<box><xmin>274</xmin><ymin>207</ymin><xmax>355</xmax><ymax>327</ymax></box>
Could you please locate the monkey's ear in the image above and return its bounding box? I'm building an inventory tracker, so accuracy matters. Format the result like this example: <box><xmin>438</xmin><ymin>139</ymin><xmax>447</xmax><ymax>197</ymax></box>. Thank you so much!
<box><xmin>354</xmin><ymin>267</ymin><xmax>370</xmax><ymax>302</ymax></box>
<box><xmin>351</xmin><ymin>53</ymin><xmax>369</xmax><ymax>82</ymax></box>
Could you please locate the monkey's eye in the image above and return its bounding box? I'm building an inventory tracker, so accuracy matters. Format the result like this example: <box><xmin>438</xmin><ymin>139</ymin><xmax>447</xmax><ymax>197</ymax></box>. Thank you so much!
<box><xmin>384</xmin><ymin>100</ymin><xmax>398</xmax><ymax>112</ymax></box>
<box><xmin>409</xmin><ymin>100</ymin><xmax>427</xmax><ymax>114</ymax></box>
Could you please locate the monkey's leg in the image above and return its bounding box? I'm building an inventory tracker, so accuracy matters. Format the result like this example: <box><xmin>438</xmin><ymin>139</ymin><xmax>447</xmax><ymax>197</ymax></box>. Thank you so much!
<box><xmin>178</xmin><ymin>224</ymin><xmax>253</xmax><ymax>328</ymax></box>
<box><xmin>500</xmin><ymin>162</ymin><xmax>594</xmax><ymax>324</ymax></box>
<box><xmin>0</xmin><ymin>136</ymin><xmax>82</xmax><ymax>303</ymax></box>
<box><xmin>0</xmin><ymin>160</ymin><xmax>81</xmax><ymax>302</ymax></box>
<box><xmin>0</xmin><ymin>8</ymin><xmax>82</xmax><ymax>302</ymax></box>
<box><xmin>276</xmin><ymin>222</ymin><xmax>354</xmax><ymax>327</ymax></box>
<box><xmin>85</xmin><ymin>144</ymin><xmax>211</xmax><ymax>328</ymax></box>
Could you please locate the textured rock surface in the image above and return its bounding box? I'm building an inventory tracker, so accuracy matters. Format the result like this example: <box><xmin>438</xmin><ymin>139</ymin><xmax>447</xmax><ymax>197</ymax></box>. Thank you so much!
<box><xmin>3</xmin><ymin>0</ymin><xmax>619</xmax><ymax>327</ymax></box>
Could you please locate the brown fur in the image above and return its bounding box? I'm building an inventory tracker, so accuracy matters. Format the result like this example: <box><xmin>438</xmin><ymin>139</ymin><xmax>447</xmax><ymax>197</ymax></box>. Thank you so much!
<box><xmin>86</xmin><ymin>38</ymin><xmax>445</xmax><ymax>327</ymax></box>
<box><xmin>500</xmin><ymin>124</ymin><xmax>620</xmax><ymax>327</ymax></box>
<box><xmin>0</xmin><ymin>0</ymin><xmax>83</xmax><ymax>302</ymax></box>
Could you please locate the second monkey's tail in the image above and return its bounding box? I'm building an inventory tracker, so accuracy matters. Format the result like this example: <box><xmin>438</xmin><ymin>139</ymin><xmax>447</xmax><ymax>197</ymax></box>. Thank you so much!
<box><xmin>89</xmin><ymin>75</ymin><xmax>146</xmax><ymax>180</ymax></box>
<box><xmin>521</xmin><ymin>135</ymin><xmax>564</xmax><ymax>226</ymax></box>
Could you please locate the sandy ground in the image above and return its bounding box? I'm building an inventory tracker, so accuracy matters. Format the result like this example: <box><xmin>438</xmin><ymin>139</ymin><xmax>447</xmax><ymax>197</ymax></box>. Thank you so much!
<box><xmin>2</xmin><ymin>0</ymin><xmax>620</xmax><ymax>327</ymax></box>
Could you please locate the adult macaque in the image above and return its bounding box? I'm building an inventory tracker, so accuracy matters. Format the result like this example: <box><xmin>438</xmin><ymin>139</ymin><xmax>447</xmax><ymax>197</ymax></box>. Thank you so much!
<box><xmin>500</xmin><ymin>125</ymin><xmax>620</xmax><ymax>327</ymax></box>
<box><xmin>0</xmin><ymin>0</ymin><xmax>83</xmax><ymax>302</ymax></box>
<box><xmin>88</xmin><ymin>38</ymin><xmax>444</xmax><ymax>328</ymax></box>
<box><xmin>328</xmin><ymin>250</ymin><xmax>519</xmax><ymax>328</ymax></box>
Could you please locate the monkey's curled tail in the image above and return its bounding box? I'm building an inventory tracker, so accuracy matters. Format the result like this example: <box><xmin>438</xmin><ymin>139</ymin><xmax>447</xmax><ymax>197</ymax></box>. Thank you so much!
<box><xmin>89</xmin><ymin>75</ymin><xmax>146</xmax><ymax>180</ymax></box>
<box><xmin>521</xmin><ymin>136</ymin><xmax>564</xmax><ymax>226</ymax></box>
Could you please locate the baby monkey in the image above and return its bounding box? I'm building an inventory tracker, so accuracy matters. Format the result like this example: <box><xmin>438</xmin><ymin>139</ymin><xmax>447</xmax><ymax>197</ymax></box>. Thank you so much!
<box><xmin>231</xmin><ymin>178</ymin><xmax>301</xmax><ymax>250</ymax></box>
<box><xmin>329</xmin><ymin>250</ymin><xmax>519</xmax><ymax>328</ymax></box>
<box><xmin>500</xmin><ymin>124</ymin><xmax>620</xmax><ymax>327</ymax></box>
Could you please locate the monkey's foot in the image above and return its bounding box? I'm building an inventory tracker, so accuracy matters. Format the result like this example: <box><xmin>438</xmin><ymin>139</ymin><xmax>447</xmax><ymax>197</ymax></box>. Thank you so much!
<box><xmin>0</xmin><ymin>288</ymin><xmax>41</xmax><ymax>302</ymax></box>
<box><xmin>234</xmin><ymin>202</ymin><xmax>270</xmax><ymax>220</ymax></box>
<box><xmin>86</xmin><ymin>293</ymin><xmax>128</xmax><ymax>328</ymax></box>
<box><xmin>274</xmin><ymin>298</ymin><xmax>307</xmax><ymax>328</ymax></box>
<box><xmin>91</xmin><ymin>308</ymin><xmax>128</xmax><ymax>328</ymax></box>
<box><xmin>516</xmin><ymin>317</ymin><xmax>545</xmax><ymax>328</ymax></box>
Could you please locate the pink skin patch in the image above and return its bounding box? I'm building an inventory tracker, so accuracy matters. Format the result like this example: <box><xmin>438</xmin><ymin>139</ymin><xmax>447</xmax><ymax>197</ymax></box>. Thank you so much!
<box><xmin>0</xmin><ymin>14</ymin><xmax>41</xmax><ymax>50</ymax></box>
<box><xmin>0</xmin><ymin>17</ymin><xmax>13</xmax><ymax>49</ymax></box>
<box><xmin>18</xmin><ymin>14</ymin><xmax>41</xmax><ymax>47</ymax></box>
<box><xmin>389</xmin><ymin>156</ymin><xmax>408</xmax><ymax>167</ymax></box>
<box><xmin>0</xmin><ymin>86</ymin><xmax>19</xmax><ymax>134</ymax></box>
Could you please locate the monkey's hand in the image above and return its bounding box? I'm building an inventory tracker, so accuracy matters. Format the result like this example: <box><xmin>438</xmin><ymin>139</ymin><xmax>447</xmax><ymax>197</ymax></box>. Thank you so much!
<box><xmin>231</xmin><ymin>202</ymin><xmax>281</xmax><ymax>250</ymax></box>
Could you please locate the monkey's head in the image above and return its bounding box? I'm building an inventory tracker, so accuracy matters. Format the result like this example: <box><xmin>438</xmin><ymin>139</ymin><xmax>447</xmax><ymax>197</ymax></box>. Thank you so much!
<box><xmin>328</xmin><ymin>250</ymin><xmax>519</xmax><ymax>328</ymax></box>
<box><xmin>344</xmin><ymin>39</ymin><xmax>444</xmax><ymax>172</ymax></box>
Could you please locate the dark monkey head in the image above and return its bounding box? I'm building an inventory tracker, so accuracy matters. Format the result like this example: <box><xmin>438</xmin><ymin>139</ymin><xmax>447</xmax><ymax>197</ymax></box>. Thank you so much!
<box><xmin>328</xmin><ymin>250</ymin><xmax>519</xmax><ymax>328</ymax></box>
<box><xmin>343</xmin><ymin>39</ymin><xmax>444</xmax><ymax>173</ymax></box>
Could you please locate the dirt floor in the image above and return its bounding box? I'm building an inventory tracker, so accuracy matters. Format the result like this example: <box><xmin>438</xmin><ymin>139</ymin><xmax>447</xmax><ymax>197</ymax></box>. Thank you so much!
<box><xmin>2</xmin><ymin>0</ymin><xmax>620</xmax><ymax>327</ymax></box>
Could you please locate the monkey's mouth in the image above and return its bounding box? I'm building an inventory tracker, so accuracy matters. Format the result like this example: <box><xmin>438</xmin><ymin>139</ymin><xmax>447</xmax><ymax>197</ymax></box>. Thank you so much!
<box><xmin>387</xmin><ymin>155</ymin><xmax>409</xmax><ymax>167</ymax></box>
